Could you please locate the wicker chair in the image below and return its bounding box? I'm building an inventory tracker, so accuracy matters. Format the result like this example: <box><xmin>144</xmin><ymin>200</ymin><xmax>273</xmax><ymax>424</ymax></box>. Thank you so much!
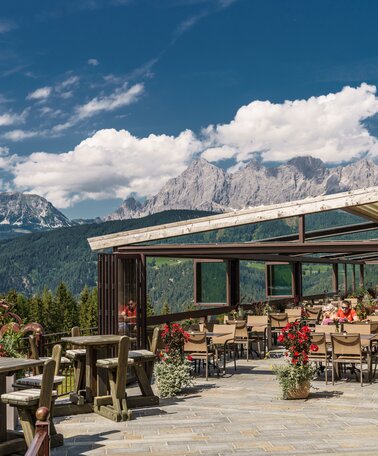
<box><xmin>184</xmin><ymin>333</ymin><xmax>217</xmax><ymax>380</ymax></box>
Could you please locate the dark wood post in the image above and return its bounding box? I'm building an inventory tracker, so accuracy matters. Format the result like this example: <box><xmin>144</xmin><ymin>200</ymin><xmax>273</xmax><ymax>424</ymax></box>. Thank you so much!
<box><xmin>293</xmin><ymin>262</ymin><xmax>302</xmax><ymax>303</ymax></box>
<box><xmin>138</xmin><ymin>255</ymin><xmax>147</xmax><ymax>349</ymax></box>
<box><xmin>298</xmin><ymin>215</ymin><xmax>305</xmax><ymax>243</ymax></box>
<box><xmin>227</xmin><ymin>260</ymin><xmax>240</xmax><ymax>307</ymax></box>
<box><xmin>332</xmin><ymin>264</ymin><xmax>338</xmax><ymax>293</ymax></box>
<box><xmin>194</xmin><ymin>261</ymin><xmax>202</xmax><ymax>305</ymax></box>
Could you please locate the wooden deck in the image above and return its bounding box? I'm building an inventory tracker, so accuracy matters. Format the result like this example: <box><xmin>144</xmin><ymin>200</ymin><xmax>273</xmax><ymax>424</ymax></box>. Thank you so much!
<box><xmin>51</xmin><ymin>352</ymin><xmax>378</xmax><ymax>456</ymax></box>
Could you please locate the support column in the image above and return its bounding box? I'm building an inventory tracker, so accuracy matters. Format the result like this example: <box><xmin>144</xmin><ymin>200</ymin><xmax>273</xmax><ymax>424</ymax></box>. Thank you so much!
<box><xmin>359</xmin><ymin>264</ymin><xmax>365</xmax><ymax>289</ymax></box>
<box><xmin>332</xmin><ymin>264</ymin><xmax>338</xmax><ymax>294</ymax></box>
<box><xmin>293</xmin><ymin>262</ymin><xmax>302</xmax><ymax>304</ymax></box>
<box><xmin>227</xmin><ymin>260</ymin><xmax>240</xmax><ymax>307</ymax></box>
<box><xmin>138</xmin><ymin>255</ymin><xmax>147</xmax><ymax>349</ymax></box>
<box><xmin>298</xmin><ymin>215</ymin><xmax>305</xmax><ymax>243</ymax></box>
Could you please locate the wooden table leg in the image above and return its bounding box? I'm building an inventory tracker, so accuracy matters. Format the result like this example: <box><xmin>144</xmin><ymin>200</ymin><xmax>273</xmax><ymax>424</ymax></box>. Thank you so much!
<box><xmin>85</xmin><ymin>346</ymin><xmax>97</xmax><ymax>403</ymax></box>
<box><xmin>97</xmin><ymin>347</ymin><xmax>108</xmax><ymax>396</ymax></box>
<box><xmin>0</xmin><ymin>374</ymin><xmax>7</xmax><ymax>443</ymax></box>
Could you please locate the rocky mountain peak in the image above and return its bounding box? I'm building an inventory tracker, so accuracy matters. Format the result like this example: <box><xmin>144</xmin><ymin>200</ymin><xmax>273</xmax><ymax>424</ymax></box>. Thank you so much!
<box><xmin>105</xmin><ymin>156</ymin><xmax>378</xmax><ymax>221</ymax></box>
<box><xmin>0</xmin><ymin>192</ymin><xmax>71</xmax><ymax>231</ymax></box>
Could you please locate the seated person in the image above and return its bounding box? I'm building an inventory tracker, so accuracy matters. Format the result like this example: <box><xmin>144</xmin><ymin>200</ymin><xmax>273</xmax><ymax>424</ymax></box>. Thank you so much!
<box><xmin>321</xmin><ymin>303</ymin><xmax>336</xmax><ymax>325</ymax></box>
<box><xmin>118</xmin><ymin>299</ymin><xmax>137</xmax><ymax>333</ymax></box>
<box><xmin>335</xmin><ymin>300</ymin><xmax>359</xmax><ymax>322</ymax></box>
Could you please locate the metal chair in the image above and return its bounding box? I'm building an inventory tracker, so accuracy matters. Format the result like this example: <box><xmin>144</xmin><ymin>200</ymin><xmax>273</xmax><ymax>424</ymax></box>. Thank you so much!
<box><xmin>309</xmin><ymin>333</ymin><xmax>331</xmax><ymax>384</ymax></box>
<box><xmin>330</xmin><ymin>333</ymin><xmax>366</xmax><ymax>386</ymax></box>
<box><xmin>184</xmin><ymin>332</ymin><xmax>217</xmax><ymax>380</ymax></box>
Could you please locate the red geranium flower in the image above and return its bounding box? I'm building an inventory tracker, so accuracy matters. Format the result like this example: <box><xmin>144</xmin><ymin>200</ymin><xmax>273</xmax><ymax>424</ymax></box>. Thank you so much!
<box><xmin>310</xmin><ymin>344</ymin><xmax>319</xmax><ymax>352</ymax></box>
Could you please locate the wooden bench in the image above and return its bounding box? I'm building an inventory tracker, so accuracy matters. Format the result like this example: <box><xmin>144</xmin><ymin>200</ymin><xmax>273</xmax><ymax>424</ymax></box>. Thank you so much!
<box><xmin>1</xmin><ymin>359</ymin><xmax>63</xmax><ymax>449</ymax></box>
<box><xmin>15</xmin><ymin>344</ymin><xmax>65</xmax><ymax>391</ymax></box>
<box><xmin>94</xmin><ymin>337</ymin><xmax>158</xmax><ymax>422</ymax></box>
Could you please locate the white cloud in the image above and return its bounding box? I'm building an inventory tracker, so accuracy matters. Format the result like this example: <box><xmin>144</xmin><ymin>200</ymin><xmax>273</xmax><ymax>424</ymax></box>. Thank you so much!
<box><xmin>58</xmin><ymin>75</ymin><xmax>79</xmax><ymax>89</ymax></box>
<box><xmin>202</xmin><ymin>83</ymin><xmax>378</xmax><ymax>164</ymax></box>
<box><xmin>11</xmin><ymin>128</ymin><xmax>200</xmax><ymax>207</ymax></box>
<box><xmin>3</xmin><ymin>129</ymin><xmax>42</xmax><ymax>141</ymax></box>
<box><xmin>0</xmin><ymin>19</ymin><xmax>17</xmax><ymax>34</ymax></box>
<box><xmin>27</xmin><ymin>86</ymin><xmax>52</xmax><ymax>101</ymax></box>
<box><xmin>0</xmin><ymin>110</ymin><xmax>26</xmax><ymax>127</ymax></box>
<box><xmin>52</xmin><ymin>83</ymin><xmax>144</xmax><ymax>132</ymax></box>
<box><xmin>6</xmin><ymin>83</ymin><xmax>378</xmax><ymax>208</ymax></box>
<box><xmin>88</xmin><ymin>58</ymin><xmax>99</xmax><ymax>66</ymax></box>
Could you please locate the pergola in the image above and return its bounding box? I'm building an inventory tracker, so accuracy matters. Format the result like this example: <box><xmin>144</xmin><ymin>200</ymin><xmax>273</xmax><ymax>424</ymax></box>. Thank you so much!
<box><xmin>88</xmin><ymin>186</ymin><xmax>378</xmax><ymax>348</ymax></box>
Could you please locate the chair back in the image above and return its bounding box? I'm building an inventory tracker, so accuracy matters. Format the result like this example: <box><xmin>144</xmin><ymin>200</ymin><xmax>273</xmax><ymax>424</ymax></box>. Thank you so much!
<box><xmin>29</xmin><ymin>334</ymin><xmax>39</xmax><ymax>360</ymax></box>
<box><xmin>269</xmin><ymin>313</ymin><xmax>289</xmax><ymax>328</ymax></box>
<box><xmin>344</xmin><ymin>322</ymin><xmax>378</xmax><ymax>335</ymax></box>
<box><xmin>307</xmin><ymin>307</ymin><xmax>322</xmax><ymax>317</ymax></box>
<box><xmin>39</xmin><ymin>359</ymin><xmax>56</xmax><ymax>409</ymax></box>
<box><xmin>212</xmin><ymin>324</ymin><xmax>236</xmax><ymax>345</ymax></box>
<box><xmin>234</xmin><ymin>321</ymin><xmax>248</xmax><ymax>339</ymax></box>
<box><xmin>51</xmin><ymin>344</ymin><xmax>62</xmax><ymax>376</ymax></box>
<box><xmin>310</xmin><ymin>333</ymin><xmax>327</xmax><ymax>355</ymax></box>
<box><xmin>71</xmin><ymin>326</ymin><xmax>81</xmax><ymax>349</ymax></box>
<box><xmin>150</xmin><ymin>327</ymin><xmax>165</xmax><ymax>355</ymax></box>
<box><xmin>331</xmin><ymin>333</ymin><xmax>361</xmax><ymax>356</ymax></box>
<box><xmin>116</xmin><ymin>336</ymin><xmax>130</xmax><ymax>399</ymax></box>
<box><xmin>184</xmin><ymin>333</ymin><xmax>207</xmax><ymax>353</ymax></box>
<box><xmin>315</xmin><ymin>324</ymin><xmax>337</xmax><ymax>334</ymax></box>
<box><xmin>286</xmin><ymin>308</ymin><xmax>301</xmax><ymax>317</ymax></box>
<box><xmin>368</xmin><ymin>315</ymin><xmax>378</xmax><ymax>322</ymax></box>
<box><xmin>247</xmin><ymin>315</ymin><xmax>268</xmax><ymax>330</ymax></box>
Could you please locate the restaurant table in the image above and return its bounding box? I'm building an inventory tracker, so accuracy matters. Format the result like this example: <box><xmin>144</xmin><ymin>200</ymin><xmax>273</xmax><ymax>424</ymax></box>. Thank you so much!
<box><xmin>61</xmin><ymin>335</ymin><xmax>125</xmax><ymax>404</ymax></box>
<box><xmin>0</xmin><ymin>357</ymin><xmax>44</xmax><ymax>455</ymax></box>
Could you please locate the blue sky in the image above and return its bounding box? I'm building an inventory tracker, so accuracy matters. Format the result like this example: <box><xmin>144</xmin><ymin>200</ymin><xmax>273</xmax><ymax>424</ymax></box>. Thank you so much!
<box><xmin>1</xmin><ymin>0</ymin><xmax>378</xmax><ymax>218</ymax></box>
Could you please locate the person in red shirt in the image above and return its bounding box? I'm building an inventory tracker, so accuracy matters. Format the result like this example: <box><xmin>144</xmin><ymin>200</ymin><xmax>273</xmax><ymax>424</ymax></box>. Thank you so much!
<box><xmin>335</xmin><ymin>300</ymin><xmax>359</xmax><ymax>322</ymax></box>
<box><xmin>118</xmin><ymin>299</ymin><xmax>137</xmax><ymax>334</ymax></box>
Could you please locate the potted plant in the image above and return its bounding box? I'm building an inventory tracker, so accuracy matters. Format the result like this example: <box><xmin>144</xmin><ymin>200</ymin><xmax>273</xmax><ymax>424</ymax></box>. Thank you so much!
<box><xmin>153</xmin><ymin>323</ymin><xmax>193</xmax><ymax>398</ymax></box>
<box><xmin>273</xmin><ymin>322</ymin><xmax>318</xmax><ymax>399</ymax></box>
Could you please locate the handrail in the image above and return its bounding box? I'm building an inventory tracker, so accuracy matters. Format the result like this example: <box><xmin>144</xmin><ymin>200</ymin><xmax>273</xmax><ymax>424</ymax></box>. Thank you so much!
<box><xmin>25</xmin><ymin>407</ymin><xmax>50</xmax><ymax>456</ymax></box>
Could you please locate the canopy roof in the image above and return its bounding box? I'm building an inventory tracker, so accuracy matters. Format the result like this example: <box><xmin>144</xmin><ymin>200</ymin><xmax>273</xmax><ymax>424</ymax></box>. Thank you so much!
<box><xmin>88</xmin><ymin>186</ymin><xmax>378</xmax><ymax>251</ymax></box>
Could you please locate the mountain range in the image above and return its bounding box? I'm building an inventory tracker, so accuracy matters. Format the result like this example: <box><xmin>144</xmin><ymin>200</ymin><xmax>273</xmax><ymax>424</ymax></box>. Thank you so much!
<box><xmin>105</xmin><ymin>156</ymin><xmax>378</xmax><ymax>220</ymax></box>
<box><xmin>1</xmin><ymin>156</ymin><xmax>378</xmax><ymax>237</ymax></box>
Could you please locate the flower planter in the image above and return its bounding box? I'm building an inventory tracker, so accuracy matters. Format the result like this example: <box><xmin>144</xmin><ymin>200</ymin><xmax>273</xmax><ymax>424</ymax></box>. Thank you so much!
<box><xmin>285</xmin><ymin>381</ymin><xmax>310</xmax><ymax>400</ymax></box>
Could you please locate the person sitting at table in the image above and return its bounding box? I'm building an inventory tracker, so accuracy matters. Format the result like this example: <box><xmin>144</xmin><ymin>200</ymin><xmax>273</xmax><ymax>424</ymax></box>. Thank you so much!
<box><xmin>321</xmin><ymin>303</ymin><xmax>336</xmax><ymax>325</ymax></box>
<box><xmin>118</xmin><ymin>299</ymin><xmax>137</xmax><ymax>335</ymax></box>
<box><xmin>335</xmin><ymin>300</ymin><xmax>359</xmax><ymax>322</ymax></box>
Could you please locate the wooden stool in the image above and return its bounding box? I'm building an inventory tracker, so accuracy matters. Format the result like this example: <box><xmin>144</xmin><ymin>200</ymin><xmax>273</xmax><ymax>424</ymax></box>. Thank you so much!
<box><xmin>1</xmin><ymin>359</ymin><xmax>63</xmax><ymax>448</ymax></box>
<box><xmin>94</xmin><ymin>336</ymin><xmax>132</xmax><ymax>422</ymax></box>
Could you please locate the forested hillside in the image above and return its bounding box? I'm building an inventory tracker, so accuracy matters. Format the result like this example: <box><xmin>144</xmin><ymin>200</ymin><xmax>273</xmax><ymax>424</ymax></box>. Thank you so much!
<box><xmin>0</xmin><ymin>207</ymin><xmax>377</xmax><ymax>315</ymax></box>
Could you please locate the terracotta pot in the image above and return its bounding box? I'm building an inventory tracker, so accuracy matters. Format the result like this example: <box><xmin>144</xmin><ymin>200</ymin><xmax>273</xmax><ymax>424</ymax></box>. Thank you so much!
<box><xmin>286</xmin><ymin>381</ymin><xmax>310</xmax><ymax>400</ymax></box>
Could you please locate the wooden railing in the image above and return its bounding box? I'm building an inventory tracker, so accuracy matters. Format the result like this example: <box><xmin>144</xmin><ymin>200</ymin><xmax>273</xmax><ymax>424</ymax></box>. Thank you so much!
<box><xmin>25</xmin><ymin>407</ymin><xmax>50</xmax><ymax>456</ymax></box>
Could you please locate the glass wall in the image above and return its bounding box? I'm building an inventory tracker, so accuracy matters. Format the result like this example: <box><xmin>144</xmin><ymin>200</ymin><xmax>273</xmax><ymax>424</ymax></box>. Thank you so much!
<box><xmin>117</xmin><ymin>257</ymin><xmax>138</xmax><ymax>339</ymax></box>
<box><xmin>266</xmin><ymin>263</ymin><xmax>293</xmax><ymax>297</ymax></box>
<box><xmin>197</xmin><ymin>261</ymin><xmax>227</xmax><ymax>304</ymax></box>
<box><xmin>239</xmin><ymin>260</ymin><xmax>266</xmax><ymax>303</ymax></box>
<box><xmin>302</xmin><ymin>263</ymin><xmax>333</xmax><ymax>296</ymax></box>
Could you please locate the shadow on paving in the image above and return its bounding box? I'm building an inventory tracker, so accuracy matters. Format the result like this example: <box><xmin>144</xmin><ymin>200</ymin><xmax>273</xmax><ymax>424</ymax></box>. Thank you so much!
<box><xmin>51</xmin><ymin>430</ymin><xmax>117</xmax><ymax>456</ymax></box>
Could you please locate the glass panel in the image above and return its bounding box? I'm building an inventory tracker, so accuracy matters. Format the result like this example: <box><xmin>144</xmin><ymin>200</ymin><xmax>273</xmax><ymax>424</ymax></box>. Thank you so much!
<box><xmin>338</xmin><ymin>266</ymin><xmax>346</xmax><ymax>295</ymax></box>
<box><xmin>239</xmin><ymin>260</ymin><xmax>265</xmax><ymax>303</ymax></box>
<box><xmin>199</xmin><ymin>262</ymin><xmax>227</xmax><ymax>303</ymax></box>
<box><xmin>267</xmin><ymin>263</ymin><xmax>293</xmax><ymax>297</ymax></box>
<box><xmin>117</xmin><ymin>258</ymin><xmax>138</xmax><ymax>339</ymax></box>
<box><xmin>347</xmin><ymin>264</ymin><xmax>354</xmax><ymax>294</ymax></box>
<box><xmin>146</xmin><ymin>257</ymin><xmax>194</xmax><ymax>315</ymax></box>
<box><xmin>302</xmin><ymin>263</ymin><xmax>332</xmax><ymax>296</ymax></box>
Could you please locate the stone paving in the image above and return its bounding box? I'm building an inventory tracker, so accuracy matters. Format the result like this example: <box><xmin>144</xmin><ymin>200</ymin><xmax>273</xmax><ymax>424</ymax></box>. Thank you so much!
<box><xmin>51</xmin><ymin>353</ymin><xmax>378</xmax><ymax>456</ymax></box>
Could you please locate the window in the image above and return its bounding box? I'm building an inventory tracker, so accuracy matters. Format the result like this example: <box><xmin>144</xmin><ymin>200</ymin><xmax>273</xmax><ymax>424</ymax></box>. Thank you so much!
<box><xmin>195</xmin><ymin>260</ymin><xmax>227</xmax><ymax>305</ymax></box>
<box><xmin>266</xmin><ymin>263</ymin><xmax>293</xmax><ymax>297</ymax></box>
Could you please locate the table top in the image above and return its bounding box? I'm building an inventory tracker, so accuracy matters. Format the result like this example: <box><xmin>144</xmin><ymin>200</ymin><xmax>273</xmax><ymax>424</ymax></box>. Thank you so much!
<box><xmin>61</xmin><ymin>334</ymin><xmax>124</xmax><ymax>346</ymax></box>
<box><xmin>324</xmin><ymin>333</ymin><xmax>378</xmax><ymax>344</ymax></box>
<box><xmin>189</xmin><ymin>331</ymin><xmax>232</xmax><ymax>338</ymax></box>
<box><xmin>0</xmin><ymin>357</ymin><xmax>44</xmax><ymax>375</ymax></box>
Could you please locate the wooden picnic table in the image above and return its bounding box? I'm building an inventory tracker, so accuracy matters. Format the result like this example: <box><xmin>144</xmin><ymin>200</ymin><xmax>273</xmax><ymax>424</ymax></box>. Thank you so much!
<box><xmin>0</xmin><ymin>357</ymin><xmax>44</xmax><ymax>455</ymax></box>
<box><xmin>61</xmin><ymin>335</ymin><xmax>125</xmax><ymax>403</ymax></box>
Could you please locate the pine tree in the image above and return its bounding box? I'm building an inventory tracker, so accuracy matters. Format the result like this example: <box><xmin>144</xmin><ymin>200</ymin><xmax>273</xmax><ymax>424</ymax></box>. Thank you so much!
<box><xmin>41</xmin><ymin>287</ymin><xmax>55</xmax><ymax>332</ymax></box>
<box><xmin>88</xmin><ymin>288</ymin><xmax>98</xmax><ymax>329</ymax></box>
<box><xmin>79</xmin><ymin>286</ymin><xmax>90</xmax><ymax>329</ymax></box>
<box><xmin>161</xmin><ymin>300</ymin><xmax>170</xmax><ymax>315</ymax></box>
<box><xmin>146</xmin><ymin>296</ymin><xmax>154</xmax><ymax>317</ymax></box>
<box><xmin>54</xmin><ymin>282</ymin><xmax>78</xmax><ymax>332</ymax></box>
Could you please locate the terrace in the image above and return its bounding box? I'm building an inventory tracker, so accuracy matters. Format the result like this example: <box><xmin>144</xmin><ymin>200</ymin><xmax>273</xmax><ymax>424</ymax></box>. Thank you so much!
<box><xmin>1</xmin><ymin>187</ymin><xmax>378</xmax><ymax>455</ymax></box>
